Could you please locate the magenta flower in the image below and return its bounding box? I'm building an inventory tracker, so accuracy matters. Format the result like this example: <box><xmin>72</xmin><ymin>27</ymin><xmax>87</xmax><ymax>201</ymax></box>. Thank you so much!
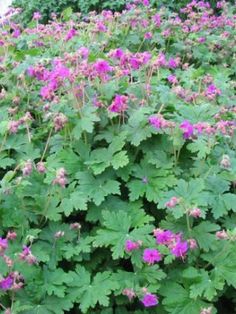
<box><xmin>0</xmin><ymin>276</ymin><xmax>13</xmax><ymax>290</ymax></box>
<box><xmin>125</xmin><ymin>240</ymin><xmax>141</xmax><ymax>252</ymax></box>
<box><xmin>65</xmin><ymin>29</ymin><xmax>76</xmax><ymax>41</ymax></box>
<box><xmin>167</xmin><ymin>74</ymin><xmax>178</xmax><ymax>84</ymax></box>
<box><xmin>0</xmin><ymin>238</ymin><xmax>8</xmax><ymax>255</ymax></box>
<box><xmin>152</xmin><ymin>14</ymin><xmax>161</xmax><ymax>27</ymax></box>
<box><xmin>171</xmin><ymin>241</ymin><xmax>188</xmax><ymax>258</ymax></box>
<box><xmin>180</xmin><ymin>120</ymin><xmax>194</xmax><ymax>139</ymax></box>
<box><xmin>143</xmin><ymin>248</ymin><xmax>162</xmax><ymax>264</ymax></box>
<box><xmin>141</xmin><ymin>293</ymin><xmax>158</xmax><ymax>307</ymax></box>
<box><xmin>33</xmin><ymin>12</ymin><xmax>42</xmax><ymax>20</ymax></box>
<box><xmin>108</xmin><ymin>95</ymin><xmax>128</xmax><ymax>113</ymax></box>
<box><xmin>154</xmin><ymin>229</ymin><xmax>174</xmax><ymax>245</ymax></box>
<box><xmin>94</xmin><ymin>60</ymin><xmax>112</xmax><ymax>74</ymax></box>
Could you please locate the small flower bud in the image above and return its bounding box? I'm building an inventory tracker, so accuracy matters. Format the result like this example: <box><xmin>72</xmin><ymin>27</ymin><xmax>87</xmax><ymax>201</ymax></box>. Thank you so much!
<box><xmin>36</xmin><ymin>162</ymin><xmax>46</xmax><ymax>173</ymax></box>
<box><xmin>220</xmin><ymin>155</ymin><xmax>231</xmax><ymax>169</ymax></box>
<box><xmin>54</xmin><ymin>231</ymin><xmax>65</xmax><ymax>239</ymax></box>
<box><xmin>216</xmin><ymin>230</ymin><xmax>228</xmax><ymax>240</ymax></box>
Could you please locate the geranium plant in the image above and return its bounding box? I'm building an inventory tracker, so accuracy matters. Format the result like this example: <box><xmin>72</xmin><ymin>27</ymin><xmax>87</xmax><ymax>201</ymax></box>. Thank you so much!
<box><xmin>0</xmin><ymin>0</ymin><xmax>235</xmax><ymax>313</ymax></box>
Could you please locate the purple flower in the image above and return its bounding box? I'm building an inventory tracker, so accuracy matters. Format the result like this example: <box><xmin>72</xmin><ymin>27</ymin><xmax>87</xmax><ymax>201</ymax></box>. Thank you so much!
<box><xmin>155</xmin><ymin>230</ymin><xmax>173</xmax><ymax>245</ymax></box>
<box><xmin>171</xmin><ymin>241</ymin><xmax>188</xmax><ymax>258</ymax></box>
<box><xmin>0</xmin><ymin>276</ymin><xmax>13</xmax><ymax>290</ymax></box>
<box><xmin>94</xmin><ymin>60</ymin><xmax>112</xmax><ymax>74</ymax></box>
<box><xmin>65</xmin><ymin>29</ymin><xmax>76</xmax><ymax>41</ymax></box>
<box><xmin>143</xmin><ymin>248</ymin><xmax>162</xmax><ymax>264</ymax></box>
<box><xmin>108</xmin><ymin>95</ymin><xmax>128</xmax><ymax>113</ymax></box>
<box><xmin>168</xmin><ymin>58</ymin><xmax>178</xmax><ymax>69</ymax></box>
<box><xmin>33</xmin><ymin>12</ymin><xmax>42</xmax><ymax>20</ymax></box>
<box><xmin>141</xmin><ymin>293</ymin><xmax>158</xmax><ymax>307</ymax></box>
<box><xmin>125</xmin><ymin>240</ymin><xmax>141</xmax><ymax>252</ymax></box>
<box><xmin>180</xmin><ymin>120</ymin><xmax>194</xmax><ymax>139</ymax></box>
<box><xmin>0</xmin><ymin>237</ymin><xmax>8</xmax><ymax>254</ymax></box>
<box><xmin>167</xmin><ymin>74</ymin><xmax>178</xmax><ymax>84</ymax></box>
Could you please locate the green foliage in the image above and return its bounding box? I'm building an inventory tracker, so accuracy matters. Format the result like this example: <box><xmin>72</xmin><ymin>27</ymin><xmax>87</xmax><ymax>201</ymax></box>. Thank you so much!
<box><xmin>0</xmin><ymin>1</ymin><xmax>236</xmax><ymax>314</ymax></box>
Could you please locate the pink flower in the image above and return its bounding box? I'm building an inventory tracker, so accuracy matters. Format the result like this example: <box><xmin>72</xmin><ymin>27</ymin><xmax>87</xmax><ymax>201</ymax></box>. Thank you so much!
<box><xmin>154</xmin><ymin>52</ymin><xmax>166</xmax><ymax>67</ymax></box>
<box><xmin>143</xmin><ymin>248</ymin><xmax>162</xmax><ymax>264</ymax></box>
<box><xmin>180</xmin><ymin>120</ymin><xmax>194</xmax><ymax>139</ymax></box>
<box><xmin>141</xmin><ymin>293</ymin><xmax>158</xmax><ymax>307</ymax></box>
<box><xmin>152</xmin><ymin>14</ymin><xmax>161</xmax><ymax>27</ymax></box>
<box><xmin>204</xmin><ymin>84</ymin><xmax>221</xmax><ymax>99</ymax></box>
<box><xmin>149</xmin><ymin>115</ymin><xmax>175</xmax><ymax>129</ymax></box>
<box><xmin>6</xmin><ymin>231</ymin><xmax>17</xmax><ymax>240</ymax></box>
<box><xmin>188</xmin><ymin>238</ymin><xmax>198</xmax><ymax>250</ymax></box>
<box><xmin>53</xmin><ymin>113</ymin><xmax>68</xmax><ymax>131</ymax></box>
<box><xmin>168</xmin><ymin>58</ymin><xmax>178</xmax><ymax>69</ymax></box>
<box><xmin>123</xmin><ymin>288</ymin><xmax>136</xmax><ymax>301</ymax></box>
<box><xmin>171</xmin><ymin>241</ymin><xmax>188</xmax><ymax>258</ymax></box>
<box><xmin>165</xmin><ymin>196</ymin><xmax>180</xmax><ymax>208</ymax></box>
<box><xmin>154</xmin><ymin>229</ymin><xmax>174</xmax><ymax>245</ymax></box>
<box><xmin>125</xmin><ymin>240</ymin><xmax>141</xmax><ymax>252</ymax></box>
<box><xmin>143</xmin><ymin>0</ymin><xmax>150</xmax><ymax>6</ymax></box>
<box><xmin>53</xmin><ymin>168</ymin><xmax>68</xmax><ymax>188</ymax></box>
<box><xmin>189</xmin><ymin>208</ymin><xmax>202</xmax><ymax>218</ymax></box>
<box><xmin>65</xmin><ymin>29</ymin><xmax>76</xmax><ymax>41</ymax></box>
<box><xmin>167</xmin><ymin>74</ymin><xmax>178</xmax><ymax>84</ymax></box>
<box><xmin>216</xmin><ymin>230</ymin><xmax>228</xmax><ymax>240</ymax></box>
<box><xmin>94</xmin><ymin>60</ymin><xmax>112</xmax><ymax>74</ymax></box>
<box><xmin>36</xmin><ymin>162</ymin><xmax>46</xmax><ymax>173</ymax></box>
<box><xmin>19</xmin><ymin>246</ymin><xmax>37</xmax><ymax>265</ymax></box>
<box><xmin>0</xmin><ymin>276</ymin><xmax>13</xmax><ymax>290</ymax></box>
<box><xmin>144</xmin><ymin>32</ymin><xmax>152</xmax><ymax>40</ymax></box>
<box><xmin>108</xmin><ymin>95</ymin><xmax>128</xmax><ymax>113</ymax></box>
<box><xmin>22</xmin><ymin>160</ymin><xmax>33</xmax><ymax>176</ymax></box>
<box><xmin>0</xmin><ymin>238</ymin><xmax>8</xmax><ymax>255</ymax></box>
<box><xmin>33</xmin><ymin>12</ymin><xmax>42</xmax><ymax>20</ymax></box>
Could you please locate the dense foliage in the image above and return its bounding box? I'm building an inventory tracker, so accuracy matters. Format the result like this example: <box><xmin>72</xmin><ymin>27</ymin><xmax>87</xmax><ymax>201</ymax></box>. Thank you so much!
<box><xmin>11</xmin><ymin>0</ymin><xmax>126</xmax><ymax>24</ymax></box>
<box><xmin>0</xmin><ymin>0</ymin><xmax>236</xmax><ymax>313</ymax></box>
<box><xmin>11</xmin><ymin>0</ymin><xmax>235</xmax><ymax>24</ymax></box>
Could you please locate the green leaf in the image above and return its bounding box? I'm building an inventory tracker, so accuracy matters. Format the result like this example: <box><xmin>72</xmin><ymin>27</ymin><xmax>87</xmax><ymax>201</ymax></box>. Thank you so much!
<box><xmin>192</xmin><ymin>222</ymin><xmax>220</xmax><ymax>251</ymax></box>
<box><xmin>76</xmin><ymin>171</ymin><xmax>120</xmax><ymax>206</ymax></box>
<box><xmin>160</xmin><ymin>283</ymin><xmax>207</xmax><ymax>314</ymax></box>
<box><xmin>68</xmin><ymin>266</ymin><xmax>118</xmax><ymax>313</ymax></box>
<box><xmin>93</xmin><ymin>211</ymin><xmax>131</xmax><ymax>259</ymax></box>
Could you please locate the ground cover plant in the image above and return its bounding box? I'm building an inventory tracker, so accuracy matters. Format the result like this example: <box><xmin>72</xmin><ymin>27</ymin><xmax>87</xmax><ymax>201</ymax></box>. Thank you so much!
<box><xmin>0</xmin><ymin>0</ymin><xmax>236</xmax><ymax>313</ymax></box>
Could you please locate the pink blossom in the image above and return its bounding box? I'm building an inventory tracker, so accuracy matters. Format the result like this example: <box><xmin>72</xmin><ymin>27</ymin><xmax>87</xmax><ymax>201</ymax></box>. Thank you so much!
<box><xmin>154</xmin><ymin>229</ymin><xmax>174</xmax><ymax>245</ymax></box>
<box><xmin>167</xmin><ymin>74</ymin><xmax>178</xmax><ymax>84</ymax></box>
<box><xmin>144</xmin><ymin>32</ymin><xmax>152</xmax><ymax>39</ymax></box>
<box><xmin>53</xmin><ymin>168</ymin><xmax>68</xmax><ymax>188</ymax></box>
<box><xmin>108</xmin><ymin>95</ymin><xmax>128</xmax><ymax>113</ymax></box>
<box><xmin>0</xmin><ymin>276</ymin><xmax>13</xmax><ymax>290</ymax></box>
<box><xmin>165</xmin><ymin>196</ymin><xmax>180</xmax><ymax>208</ymax></box>
<box><xmin>19</xmin><ymin>246</ymin><xmax>37</xmax><ymax>265</ymax></box>
<box><xmin>6</xmin><ymin>231</ymin><xmax>17</xmax><ymax>240</ymax></box>
<box><xmin>188</xmin><ymin>238</ymin><xmax>198</xmax><ymax>250</ymax></box>
<box><xmin>141</xmin><ymin>293</ymin><xmax>158</xmax><ymax>307</ymax></box>
<box><xmin>0</xmin><ymin>238</ymin><xmax>8</xmax><ymax>255</ymax></box>
<box><xmin>123</xmin><ymin>288</ymin><xmax>136</xmax><ymax>301</ymax></box>
<box><xmin>189</xmin><ymin>208</ymin><xmax>202</xmax><ymax>218</ymax></box>
<box><xmin>171</xmin><ymin>241</ymin><xmax>188</xmax><ymax>258</ymax></box>
<box><xmin>22</xmin><ymin>160</ymin><xmax>33</xmax><ymax>176</ymax></box>
<box><xmin>65</xmin><ymin>29</ymin><xmax>76</xmax><ymax>41</ymax></box>
<box><xmin>94</xmin><ymin>60</ymin><xmax>112</xmax><ymax>74</ymax></box>
<box><xmin>125</xmin><ymin>240</ymin><xmax>141</xmax><ymax>252</ymax></box>
<box><xmin>216</xmin><ymin>230</ymin><xmax>228</xmax><ymax>240</ymax></box>
<box><xmin>180</xmin><ymin>120</ymin><xmax>194</xmax><ymax>139</ymax></box>
<box><xmin>36</xmin><ymin>162</ymin><xmax>46</xmax><ymax>173</ymax></box>
<box><xmin>143</xmin><ymin>248</ymin><xmax>162</xmax><ymax>264</ymax></box>
<box><xmin>33</xmin><ymin>12</ymin><xmax>42</xmax><ymax>20</ymax></box>
<box><xmin>153</xmin><ymin>14</ymin><xmax>161</xmax><ymax>27</ymax></box>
